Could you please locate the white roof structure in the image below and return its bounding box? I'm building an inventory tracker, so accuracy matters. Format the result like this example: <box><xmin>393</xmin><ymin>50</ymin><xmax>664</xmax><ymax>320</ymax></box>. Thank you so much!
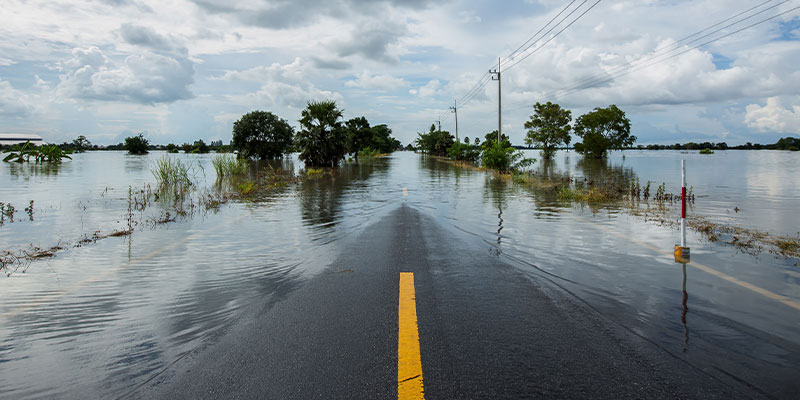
<box><xmin>0</xmin><ymin>133</ymin><xmax>45</xmax><ymax>146</ymax></box>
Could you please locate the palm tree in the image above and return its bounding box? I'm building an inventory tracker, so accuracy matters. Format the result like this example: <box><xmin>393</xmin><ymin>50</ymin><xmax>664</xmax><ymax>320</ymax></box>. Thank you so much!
<box><xmin>297</xmin><ymin>100</ymin><xmax>348</xmax><ymax>167</ymax></box>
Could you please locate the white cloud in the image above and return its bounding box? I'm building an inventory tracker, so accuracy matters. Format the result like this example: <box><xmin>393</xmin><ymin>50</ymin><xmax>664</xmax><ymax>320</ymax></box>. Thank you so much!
<box><xmin>745</xmin><ymin>97</ymin><xmax>800</xmax><ymax>133</ymax></box>
<box><xmin>418</xmin><ymin>80</ymin><xmax>440</xmax><ymax>97</ymax></box>
<box><xmin>56</xmin><ymin>46</ymin><xmax>194</xmax><ymax>104</ymax></box>
<box><xmin>0</xmin><ymin>80</ymin><xmax>36</xmax><ymax>117</ymax></box>
<box><xmin>224</xmin><ymin>59</ymin><xmax>344</xmax><ymax>109</ymax></box>
<box><xmin>345</xmin><ymin>71</ymin><xmax>406</xmax><ymax>91</ymax></box>
<box><xmin>215</xmin><ymin>57</ymin><xmax>308</xmax><ymax>83</ymax></box>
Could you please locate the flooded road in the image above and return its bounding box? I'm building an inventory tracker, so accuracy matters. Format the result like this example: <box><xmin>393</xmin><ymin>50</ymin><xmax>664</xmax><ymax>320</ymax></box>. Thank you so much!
<box><xmin>1</xmin><ymin>150</ymin><xmax>799</xmax><ymax>398</ymax></box>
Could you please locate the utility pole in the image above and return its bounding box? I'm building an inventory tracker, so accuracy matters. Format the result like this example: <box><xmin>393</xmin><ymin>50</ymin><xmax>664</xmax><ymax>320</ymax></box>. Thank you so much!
<box><xmin>435</xmin><ymin>118</ymin><xmax>441</xmax><ymax>132</ymax></box>
<box><xmin>449</xmin><ymin>100</ymin><xmax>459</xmax><ymax>143</ymax></box>
<box><xmin>490</xmin><ymin>57</ymin><xmax>501</xmax><ymax>143</ymax></box>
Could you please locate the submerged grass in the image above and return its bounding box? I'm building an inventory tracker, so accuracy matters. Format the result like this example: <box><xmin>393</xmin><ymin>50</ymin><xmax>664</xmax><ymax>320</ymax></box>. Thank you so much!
<box><xmin>212</xmin><ymin>154</ymin><xmax>247</xmax><ymax>178</ymax></box>
<box><xmin>152</xmin><ymin>155</ymin><xmax>195</xmax><ymax>187</ymax></box>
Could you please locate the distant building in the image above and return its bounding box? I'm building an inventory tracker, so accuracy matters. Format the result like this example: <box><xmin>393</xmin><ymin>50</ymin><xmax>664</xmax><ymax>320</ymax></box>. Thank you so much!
<box><xmin>0</xmin><ymin>133</ymin><xmax>45</xmax><ymax>146</ymax></box>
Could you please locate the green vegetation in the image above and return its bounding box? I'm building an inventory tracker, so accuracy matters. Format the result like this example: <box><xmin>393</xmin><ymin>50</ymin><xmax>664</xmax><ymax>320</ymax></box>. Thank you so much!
<box><xmin>72</xmin><ymin>135</ymin><xmax>92</xmax><ymax>152</ymax></box>
<box><xmin>447</xmin><ymin>142</ymin><xmax>481</xmax><ymax>162</ymax></box>
<box><xmin>699</xmin><ymin>148</ymin><xmax>714</xmax><ymax>154</ymax></box>
<box><xmin>190</xmin><ymin>139</ymin><xmax>210</xmax><ymax>154</ymax></box>
<box><xmin>480</xmin><ymin>142</ymin><xmax>533</xmax><ymax>173</ymax></box>
<box><xmin>152</xmin><ymin>155</ymin><xmax>194</xmax><ymax>187</ymax></box>
<box><xmin>357</xmin><ymin>147</ymin><xmax>382</xmax><ymax>158</ymax></box>
<box><xmin>415</xmin><ymin>124</ymin><xmax>455</xmax><ymax>156</ymax></box>
<box><xmin>124</xmin><ymin>133</ymin><xmax>150</xmax><ymax>155</ymax></box>
<box><xmin>3</xmin><ymin>141</ymin><xmax>72</xmax><ymax>163</ymax></box>
<box><xmin>573</xmin><ymin>105</ymin><xmax>635</xmax><ymax>158</ymax></box>
<box><xmin>346</xmin><ymin>116</ymin><xmax>372</xmax><ymax>160</ymax></box>
<box><xmin>524</xmin><ymin>101</ymin><xmax>572</xmax><ymax>159</ymax></box>
<box><xmin>635</xmin><ymin>137</ymin><xmax>800</xmax><ymax>151</ymax></box>
<box><xmin>346</xmin><ymin>117</ymin><xmax>402</xmax><ymax>160</ymax></box>
<box><xmin>212</xmin><ymin>154</ymin><xmax>248</xmax><ymax>177</ymax></box>
<box><xmin>232</xmin><ymin>110</ymin><xmax>294</xmax><ymax>159</ymax></box>
<box><xmin>296</xmin><ymin>100</ymin><xmax>348</xmax><ymax>167</ymax></box>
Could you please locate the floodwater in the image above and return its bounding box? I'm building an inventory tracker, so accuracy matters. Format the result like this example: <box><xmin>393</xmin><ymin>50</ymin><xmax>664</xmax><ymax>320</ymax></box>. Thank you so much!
<box><xmin>1</xmin><ymin>150</ymin><xmax>798</xmax><ymax>398</ymax></box>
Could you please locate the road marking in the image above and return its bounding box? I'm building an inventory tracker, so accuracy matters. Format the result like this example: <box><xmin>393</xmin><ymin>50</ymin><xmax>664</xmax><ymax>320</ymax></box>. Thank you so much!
<box><xmin>583</xmin><ymin>218</ymin><xmax>800</xmax><ymax>312</ymax></box>
<box><xmin>398</xmin><ymin>272</ymin><xmax>424</xmax><ymax>400</ymax></box>
<box><xmin>402</xmin><ymin>187</ymin><xmax>408</xmax><ymax>196</ymax></box>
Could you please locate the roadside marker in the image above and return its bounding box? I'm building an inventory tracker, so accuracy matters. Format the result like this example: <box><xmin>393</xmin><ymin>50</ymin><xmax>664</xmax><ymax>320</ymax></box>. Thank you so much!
<box><xmin>674</xmin><ymin>159</ymin><xmax>690</xmax><ymax>263</ymax></box>
<box><xmin>584</xmin><ymin>218</ymin><xmax>800</xmax><ymax>312</ymax></box>
<box><xmin>398</xmin><ymin>272</ymin><xmax>424</xmax><ymax>400</ymax></box>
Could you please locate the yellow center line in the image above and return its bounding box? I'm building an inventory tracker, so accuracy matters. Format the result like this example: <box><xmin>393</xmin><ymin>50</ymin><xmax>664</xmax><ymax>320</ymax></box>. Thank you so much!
<box><xmin>398</xmin><ymin>272</ymin><xmax>424</xmax><ymax>400</ymax></box>
<box><xmin>402</xmin><ymin>187</ymin><xmax>408</xmax><ymax>196</ymax></box>
<box><xmin>582</xmin><ymin>218</ymin><xmax>800</xmax><ymax>312</ymax></box>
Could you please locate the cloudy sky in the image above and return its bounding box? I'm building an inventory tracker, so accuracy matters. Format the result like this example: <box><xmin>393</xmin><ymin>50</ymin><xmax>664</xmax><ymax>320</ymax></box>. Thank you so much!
<box><xmin>1</xmin><ymin>0</ymin><xmax>799</xmax><ymax>146</ymax></box>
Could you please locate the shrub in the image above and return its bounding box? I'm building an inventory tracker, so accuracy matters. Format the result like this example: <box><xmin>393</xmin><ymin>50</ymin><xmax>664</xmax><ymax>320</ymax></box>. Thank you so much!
<box><xmin>481</xmin><ymin>142</ymin><xmax>534</xmax><ymax>173</ymax></box>
<box><xmin>125</xmin><ymin>133</ymin><xmax>149</xmax><ymax>155</ymax></box>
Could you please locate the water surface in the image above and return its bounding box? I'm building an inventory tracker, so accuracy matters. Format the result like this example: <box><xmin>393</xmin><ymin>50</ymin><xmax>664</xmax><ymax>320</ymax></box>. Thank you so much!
<box><xmin>1</xmin><ymin>150</ymin><xmax>798</xmax><ymax>398</ymax></box>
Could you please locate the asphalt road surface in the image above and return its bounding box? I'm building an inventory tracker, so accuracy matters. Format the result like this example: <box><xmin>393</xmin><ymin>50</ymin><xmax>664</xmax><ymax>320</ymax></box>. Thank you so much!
<box><xmin>138</xmin><ymin>205</ymin><xmax>760</xmax><ymax>399</ymax></box>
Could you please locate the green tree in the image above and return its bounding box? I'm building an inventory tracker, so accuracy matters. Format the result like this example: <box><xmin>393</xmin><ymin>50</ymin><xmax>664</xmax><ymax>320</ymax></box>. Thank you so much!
<box><xmin>297</xmin><ymin>100</ymin><xmax>348</xmax><ymax>167</ymax></box>
<box><xmin>72</xmin><ymin>135</ymin><xmax>92</xmax><ymax>152</ymax></box>
<box><xmin>124</xmin><ymin>133</ymin><xmax>149</xmax><ymax>155</ymax></box>
<box><xmin>524</xmin><ymin>101</ymin><xmax>572</xmax><ymax>159</ymax></box>
<box><xmin>232</xmin><ymin>111</ymin><xmax>294</xmax><ymax>159</ymax></box>
<box><xmin>482</xmin><ymin>130</ymin><xmax>511</xmax><ymax>149</ymax></box>
<box><xmin>370</xmin><ymin>124</ymin><xmax>401</xmax><ymax>153</ymax></box>
<box><xmin>573</xmin><ymin>105</ymin><xmax>635</xmax><ymax>158</ymax></box>
<box><xmin>346</xmin><ymin>116</ymin><xmax>372</xmax><ymax>160</ymax></box>
<box><xmin>192</xmin><ymin>139</ymin><xmax>210</xmax><ymax>153</ymax></box>
<box><xmin>415</xmin><ymin>124</ymin><xmax>454</xmax><ymax>156</ymax></box>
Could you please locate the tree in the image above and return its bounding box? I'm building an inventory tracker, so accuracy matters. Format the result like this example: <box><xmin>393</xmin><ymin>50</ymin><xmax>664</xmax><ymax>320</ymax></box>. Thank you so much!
<box><xmin>232</xmin><ymin>111</ymin><xmax>294</xmax><ymax>159</ymax></box>
<box><xmin>573</xmin><ymin>105</ymin><xmax>635</xmax><ymax>158</ymax></box>
<box><xmin>346</xmin><ymin>116</ymin><xmax>372</xmax><ymax>160</ymax></box>
<box><xmin>524</xmin><ymin>101</ymin><xmax>572</xmax><ymax>159</ymax></box>
<box><xmin>297</xmin><ymin>100</ymin><xmax>348</xmax><ymax>167</ymax></box>
<box><xmin>482</xmin><ymin>130</ymin><xmax>510</xmax><ymax>149</ymax></box>
<box><xmin>72</xmin><ymin>135</ymin><xmax>92</xmax><ymax>152</ymax></box>
<box><xmin>415</xmin><ymin>124</ymin><xmax>454</xmax><ymax>156</ymax></box>
<box><xmin>124</xmin><ymin>133</ymin><xmax>149</xmax><ymax>154</ymax></box>
<box><xmin>192</xmin><ymin>139</ymin><xmax>210</xmax><ymax>153</ymax></box>
<box><xmin>370</xmin><ymin>124</ymin><xmax>401</xmax><ymax>153</ymax></box>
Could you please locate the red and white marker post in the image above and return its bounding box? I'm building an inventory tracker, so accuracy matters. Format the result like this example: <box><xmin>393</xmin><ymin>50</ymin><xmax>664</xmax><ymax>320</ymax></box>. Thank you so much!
<box><xmin>674</xmin><ymin>160</ymin><xmax>690</xmax><ymax>263</ymax></box>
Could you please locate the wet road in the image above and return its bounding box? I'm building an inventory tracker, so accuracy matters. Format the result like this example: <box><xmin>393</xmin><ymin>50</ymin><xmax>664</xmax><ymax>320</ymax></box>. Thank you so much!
<box><xmin>139</xmin><ymin>205</ymin><xmax>751</xmax><ymax>399</ymax></box>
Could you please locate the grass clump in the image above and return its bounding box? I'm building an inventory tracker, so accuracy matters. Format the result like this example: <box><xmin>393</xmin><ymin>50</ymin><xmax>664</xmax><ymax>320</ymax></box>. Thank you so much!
<box><xmin>212</xmin><ymin>154</ymin><xmax>247</xmax><ymax>178</ymax></box>
<box><xmin>152</xmin><ymin>155</ymin><xmax>194</xmax><ymax>187</ymax></box>
<box><xmin>236</xmin><ymin>180</ymin><xmax>256</xmax><ymax>195</ymax></box>
<box><xmin>699</xmin><ymin>148</ymin><xmax>714</xmax><ymax>154</ymax></box>
<box><xmin>305</xmin><ymin>167</ymin><xmax>324</xmax><ymax>176</ymax></box>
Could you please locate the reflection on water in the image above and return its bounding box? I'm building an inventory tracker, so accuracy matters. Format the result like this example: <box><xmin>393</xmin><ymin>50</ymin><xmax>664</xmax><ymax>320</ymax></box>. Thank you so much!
<box><xmin>1</xmin><ymin>150</ymin><xmax>799</xmax><ymax>398</ymax></box>
<box><xmin>681</xmin><ymin>263</ymin><xmax>690</xmax><ymax>353</ymax></box>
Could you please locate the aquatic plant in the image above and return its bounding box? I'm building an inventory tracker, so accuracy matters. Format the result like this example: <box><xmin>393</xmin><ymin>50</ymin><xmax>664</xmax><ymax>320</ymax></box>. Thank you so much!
<box><xmin>236</xmin><ymin>180</ymin><xmax>256</xmax><ymax>195</ymax></box>
<box><xmin>212</xmin><ymin>154</ymin><xmax>247</xmax><ymax>178</ymax></box>
<box><xmin>3</xmin><ymin>141</ymin><xmax>72</xmax><ymax>163</ymax></box>
<box><xmin>699</xmin><ymin>148</ymin><xmax>714</xmax><ymax>154</ymax></box>
<box><xmin>152</xmin><ymin>155</ymin><xmax>194</xmax><ymax>187</ymax></box>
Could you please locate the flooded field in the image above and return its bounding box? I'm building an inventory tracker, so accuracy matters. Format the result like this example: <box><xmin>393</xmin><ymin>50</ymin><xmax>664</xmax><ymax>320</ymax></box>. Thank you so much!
<box><xmin>1</xmin><ymin>150</ymin><xmax>799</xmax><ymax>398</ymax></box>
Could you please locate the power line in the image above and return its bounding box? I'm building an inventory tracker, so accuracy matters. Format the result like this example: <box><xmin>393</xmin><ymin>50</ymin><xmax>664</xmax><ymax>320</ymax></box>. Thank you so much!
<box><xmin>454</xmin><ymin>0</ymin><xmax>595</xmax><ymax>108</ymax></box>
<box><xmin>551</xmin><ymin>3</ymin><xmax>800</xmax><ymax>101</ymax></box>
<box><xmin>544</xmin><ymin>0</ymin><xmax>789</xmax><ymax>100</ymax></box>
<box><xmin>500</xmin><ymin>0</ymin><xmax>582</xmax><ymax>69</ymax></box>
<box><xmin>502</xmin><ymin>0</ymin><xmax>603</xmax><ymax>72</ymax></box>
